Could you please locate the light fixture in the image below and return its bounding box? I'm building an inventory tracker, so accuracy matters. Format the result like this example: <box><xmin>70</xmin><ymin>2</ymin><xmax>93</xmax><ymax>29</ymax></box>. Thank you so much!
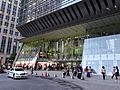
<box><xmin>114</xmin><ymin>5</ymin><xmax>117</xmax><ymax>8</ymax></box>
<box><xmin>106</xmin><ymin>7</ymin><xmax>110</xmax><ymax>10</ymax></box>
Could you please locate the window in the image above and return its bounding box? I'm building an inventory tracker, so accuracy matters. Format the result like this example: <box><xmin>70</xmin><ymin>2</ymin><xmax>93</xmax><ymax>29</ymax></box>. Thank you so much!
<box><xmin>1</xmin><ymin>1</ymin><xmax>6</xmax><ymax>12</ymax></box>
<box><xmin>11</xmin><ymin>17</ymin><xmax>15</xmax><ymax>22</ymax></box>
<box><xmin>15</xmin><ymin>32</ymin><xmax>19</xmax><ymax>36</ymax></box>
<box><xmin>9</xmin><ymin>30</ymin><xmax>13</xmax><ymax>35</ymax></box>
<box><xmin>12</xmin><ymin>6</ymin><xmax>17</xmax><ymax>16</ymax></box>
<box><xmin>6</xmin><ymin>15</ymin><xmax>10</xmax><ymax>21</ymax></box>
<box><xmin>0</xmin><ymin>21</ymin><xmax>3</xmax><ymax>26</ymax></box>
<box><xmin>6</xmin><ymin>37</ymin><xmax>12</xmax><ymax>54</ymax></box>
<box><xmin>7</xmin><ymin>3</ymin><xmax>12</xmax><ymax>9</ymax></box>
<box><xmin>1</xmin><ymin>36</ymin><xmax>6</xmax><ymax>53</ymax></box>
<box><xmin>0</xmin><ymin>14</ymin><xmax>4</xmax><ymax>19</ymax></box>
<box><xmin>9</xmin><ymin>0</ymin><xmax>12</xmax><ymax>3</ymax></box>
<box><xmin>4</xmin><ymin>22</ymin><xmax>9</xmax><ymax>27</ymax></box>
<box><xmin>3</xmin><ymin>29</ymin><xmax>8</xmax><ymax>34</ymax></box>
<box><xmin>7</xmin><ymin>9</ymin><xmax>11</xmax><ymax>14</ymax></box>
<box><xmin>10</xmin><ymin>24</ymin><xmax>14</xmax><ymax>28</ymax></box>
<box><xmin>14</xmin><ymin>0</ymin><xmax>18</xmax><ymax>5</ymax></box>
<box><xmin>7</xmin><ymin>3</ymin><xmax>12</xmax><ymax>14</ymax></box>
<box><xmin>13</xmin><ymin>39</ymin><xmax>17</xmax><ymax>53</ymax></box>
<box><xmin>12</xmin><ymin>11</ymin><xmax>16</xmax><ymax>16</ymax></box>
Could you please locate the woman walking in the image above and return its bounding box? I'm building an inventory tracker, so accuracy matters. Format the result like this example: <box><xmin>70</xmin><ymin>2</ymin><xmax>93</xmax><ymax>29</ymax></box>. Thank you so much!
<box><xmin>111</xmin><ymin>66</ymin><xmax>116</xmax><ymax>79</ymax></box>
<box><xmin>101</xmin><ymin>66</ymin><xmax>106</xmax><ymax>80</ymax></box>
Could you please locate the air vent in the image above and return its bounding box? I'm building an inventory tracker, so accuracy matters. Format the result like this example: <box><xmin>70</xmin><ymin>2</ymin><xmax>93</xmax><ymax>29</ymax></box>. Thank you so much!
<box><xmin>67</xmin><ymin>8</ymin><xmax>74</xmax><ymax>20</ymax></box>
<box><xmin>84</xmin><ymin>2</ymin><xmax>90</xmax><ymax>15</ymax></box>
<box><xmin>54</xmin><ymin>13</ymin><xmax>62</xmax><ymax>24</ymax></box>
<box><xmin>76</xmin><ymin>5</ymin><xmax>83</xmax><ymax>18</ymax></box>
<box><xmin>41</xmin><ymin>18</ymin><xmax>48</xmax><ymax>28</ymax></box>
<box><xmin>71</xmin><ymin>7</ymin><xmax>79</xmax><ymax>19</ymax></box>
<box><xmin>50</xmin><ymin>14</ymin><xmax>58</xmax><ymax>25</ymax></box>
<box><xmin>44</xmin><ymin>17</ymin><xmax>51</xmax><ymax>27</ymax></box>
<box><xmin>62</xmin><ymin>10</ymin><xmax>70</xmax><ymax>22</ymax></box>
<box><xmin>58</xmin><ymin>12</ymin><xmax>66</xmax><ymax>23</ymax></box>
<box><xmin>89</xmin><ymin>0</ymin><xmax>96</xmax><ymax>14</ymax></box>
<box><xmin>96</xmin><ymin>0</ymin><xmax>102</xmax><ymax>12</ymax></box>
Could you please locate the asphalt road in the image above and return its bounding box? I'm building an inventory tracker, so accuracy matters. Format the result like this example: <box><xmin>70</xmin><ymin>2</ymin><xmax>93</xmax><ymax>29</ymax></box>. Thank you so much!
<box><xmin>0</xmin><ymin>73</ymin><xmax>82</xmax><ymax>90</ymax></box>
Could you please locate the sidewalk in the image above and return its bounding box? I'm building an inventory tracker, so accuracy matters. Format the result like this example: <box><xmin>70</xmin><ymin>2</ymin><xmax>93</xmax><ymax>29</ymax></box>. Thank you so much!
<box><xmin>27</xmin><ymin>70</ymin><xmax>120</xmax><ymax>90</ymax></box>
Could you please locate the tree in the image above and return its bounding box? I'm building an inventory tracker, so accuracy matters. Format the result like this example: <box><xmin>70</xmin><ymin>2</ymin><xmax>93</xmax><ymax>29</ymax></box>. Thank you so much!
<box><xmin>9</xmin><ymin>53</ymin><xmax>17</xmax><ymax>64</ymax></box>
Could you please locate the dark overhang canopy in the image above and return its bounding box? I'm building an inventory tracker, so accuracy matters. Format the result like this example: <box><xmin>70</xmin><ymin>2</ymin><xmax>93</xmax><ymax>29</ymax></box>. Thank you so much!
<box><xmin>17</xmin><ymin>0</ymin><xmax>120</xmax><ymax>42</ymax></box>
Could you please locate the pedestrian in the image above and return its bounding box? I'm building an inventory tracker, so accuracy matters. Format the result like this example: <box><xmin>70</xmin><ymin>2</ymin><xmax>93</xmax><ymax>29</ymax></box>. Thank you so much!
<box><xmin>84</xmin><ymin>66</ymin><xmax>88</xmax><ymax>77</ymax></box>
<box><xmin>87</xmin><ymin>66</ymin><xmax>92</xmax><ymax>78</ymax></box>
<box><xmin>31</xmin><ymin>66</ymin><xmax>34</xmax><ymax>75</ymax></box>
<box><xmin>72</xmin><ymin>67</ymin><xmax>74</xmax><ymax>73</ymax></box>
<box><xmin>62</xmin><ymin>67</ymin><xmax>67</xmax><ymax>78</ymax></box>
<box><xmin>101</xmin><ymin>66</ymin><xmax>106</xmax><ymax>80</ymax></box>
<box><xmin>66</xmin><ymin>67</ymin><xmax>70</xmax><ymax>76</ymax></box>
<box><xmin>72</xmin><ymin>67</ymin><xmax>77</xmax><ymax>77</ymax></box>
<box><xmin>77</xmin><ymin>64</ymin><xmax>83</xmax><ymax>79</ymax></box>
<box><xmin>111</xmin><ymin>66</ymin><xmax>116</xmax><ymax>79</ymax></box>
<box><xmin>115</xmin><ymin>66</ymin><xmax>119</xmax><ymax>80</ymax></box>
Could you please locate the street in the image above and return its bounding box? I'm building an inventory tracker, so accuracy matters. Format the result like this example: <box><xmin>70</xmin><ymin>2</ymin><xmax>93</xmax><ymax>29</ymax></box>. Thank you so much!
<box><xmin>0</xmin><ymin>73</ymin><xmax>82</xmax><ymax>90</ymax></box>
<box><xmin>0</xmin><ymin>71</ymin><xmax>120</xmax><ymax>90</ymax></box>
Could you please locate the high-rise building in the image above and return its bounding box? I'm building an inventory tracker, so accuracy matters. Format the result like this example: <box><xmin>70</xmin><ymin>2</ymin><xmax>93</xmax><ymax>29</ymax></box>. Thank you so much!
<box><xmin>19</xmin><ymin>0</ymin><xmax>82</xmax><ymax>25</ymax></box>
<box><xmin>0</xmin><ymin>0</ymin><xmax>22</xmax><ymax>65</ymax></box>
<box><xmin>17</xmin><ymin>0</ymin><xmax>120</xmax><ymax>75</ymax></box>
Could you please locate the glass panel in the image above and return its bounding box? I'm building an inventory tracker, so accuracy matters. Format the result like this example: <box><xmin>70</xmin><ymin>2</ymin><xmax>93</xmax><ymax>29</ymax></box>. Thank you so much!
<box><xmin>82</xmin><ymin>34</ymin><xmax>120</xmax><ymax>75</ymax></box>
<box><xmin>102</xmin><ymin>60</ymin><xmax>113</xmax><ymax>74</ymax></box>
<box><xmin>86</xmin><ymin>61</ymin><xmax>99</xmax><ymax>74</ymax></box>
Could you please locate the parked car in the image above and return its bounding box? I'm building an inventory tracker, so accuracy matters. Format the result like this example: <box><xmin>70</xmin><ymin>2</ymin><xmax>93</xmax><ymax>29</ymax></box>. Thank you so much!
<box><xmin>7</xmin><ymin>67</ymin><xmax>28</xmax><ymax>79</ymax></box>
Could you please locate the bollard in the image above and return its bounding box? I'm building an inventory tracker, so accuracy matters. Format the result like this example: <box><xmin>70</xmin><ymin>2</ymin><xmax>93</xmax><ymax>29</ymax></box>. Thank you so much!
<box><xmin>48</xmin><ymin>73</ymin><xmax>50</xmax><ymax>77</ymax></box>
<box><xmin>54</xmin><ymin>74</ymin><xmax>57</xmax><ymax>77</ymax></box>
<box><xmin>45</xmin><ymin>72</ymin><xmax>48</xmax><ymax>77</ymax></box>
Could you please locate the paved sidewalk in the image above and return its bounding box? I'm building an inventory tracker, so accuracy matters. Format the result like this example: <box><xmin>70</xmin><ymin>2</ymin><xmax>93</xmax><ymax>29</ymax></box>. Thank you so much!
<box><xmin>26</xmin><ymin>70</ymin><xmax>120</xmax><ymax>90</ymax></box>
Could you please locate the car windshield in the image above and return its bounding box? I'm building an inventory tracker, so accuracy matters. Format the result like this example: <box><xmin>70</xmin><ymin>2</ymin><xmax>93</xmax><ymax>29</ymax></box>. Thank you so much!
<box><xmin>15</xmin><ymin>68</ymin><xmax>24</xmax><ymax>71</ymax></box>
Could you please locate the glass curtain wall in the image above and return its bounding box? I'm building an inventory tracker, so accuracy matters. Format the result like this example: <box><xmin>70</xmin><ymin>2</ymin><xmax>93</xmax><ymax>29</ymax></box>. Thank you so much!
<box><xmin>17</xmin><ymin>37</ymin><xmax>83</xmax><ymax>66</ymax></box>
<box><xmin>82</xmin><ymin>34</ymin><xmax>120</xmax><ymax>75</ymax></box>
<box><xmin>19</xmin><ymin>0</ymin><xmax>82</xmax><ymax>25</ymax></box>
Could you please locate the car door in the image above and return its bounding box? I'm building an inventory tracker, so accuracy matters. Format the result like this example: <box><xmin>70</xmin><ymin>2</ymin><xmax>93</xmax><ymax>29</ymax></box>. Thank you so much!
<box><xmin>8</xmin><ymin>68</ymin><xmax>14</xmax><ymax>77</ymax></box>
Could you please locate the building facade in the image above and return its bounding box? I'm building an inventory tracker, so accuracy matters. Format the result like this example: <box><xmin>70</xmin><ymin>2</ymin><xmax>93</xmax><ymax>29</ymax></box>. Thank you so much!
<box><xmin>0</xmin><ymin>0</ymin><xmax>22</xmax><ymax>65</ymax></box>
<box><xmin>17</xmin><ymin>0</ymin><xmax>120</xmax><ymax>74</ymax></box>
<box><xmin>19</xmin><ymin>0</ymin><xmax>82</xmax><ymax>25</ymax></box>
